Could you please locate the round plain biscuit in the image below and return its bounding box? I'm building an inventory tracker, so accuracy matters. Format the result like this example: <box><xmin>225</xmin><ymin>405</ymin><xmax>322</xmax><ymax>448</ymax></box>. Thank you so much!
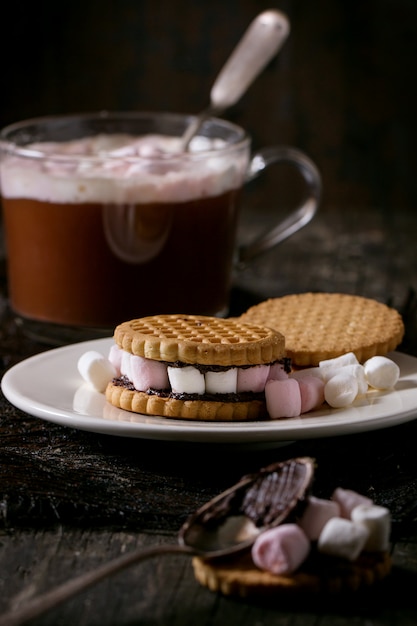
<box><xmin>192</xmin><ymin>549</ymin><xmax>391</xmax><ymax>598</ymax></box>
<box><xmin>113</xmin><ymin>314</ymin><xmax>285</xmax><ymax>366</ymax></box>
<box><xmin>239</xmin><ymin>293</ymin><xmax>404</xmax><ymax>366</ymax></box>
<box><xmin>105</xmin><ymin>383</ymin><xmax>267</xmax><ymax>421</ymax></box>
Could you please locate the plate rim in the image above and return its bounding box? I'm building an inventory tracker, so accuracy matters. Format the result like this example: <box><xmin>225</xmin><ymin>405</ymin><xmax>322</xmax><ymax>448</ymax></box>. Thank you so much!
<box><xmin>2</xmin><ymin>338</ymin><xmax>417</xmax><ymax>445</ymax></box>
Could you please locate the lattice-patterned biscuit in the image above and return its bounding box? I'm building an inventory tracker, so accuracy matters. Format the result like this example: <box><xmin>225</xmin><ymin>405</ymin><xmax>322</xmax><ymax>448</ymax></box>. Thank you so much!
<box><xmin>240</xmin><ymin>293</ymin><xmax>404</xmax><ymax>366</ymax></box>
<box><xmin>105</xmin><ymin>383</ymin><xmax>266</xmax><ymax>421</ymax></box>
<box><xmin>114</xmin><ymin>314</ymin><xmax>285</xmax><ymax>366</ymax></box>
<box><xmin>192</xmin><ymin>549</ymin><xmax>391</xmax><ymax>598</ymax></box>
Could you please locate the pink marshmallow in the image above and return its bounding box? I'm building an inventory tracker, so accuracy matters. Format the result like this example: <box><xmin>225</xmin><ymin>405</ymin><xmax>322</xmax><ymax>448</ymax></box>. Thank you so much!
<box><xmin>290</xmin><ymin>367</ymin><xmax>322</xmax><ymax>381</ymax></box>
<box><xmin>237</xmin><ymin>364</ymin><xmax>270</xmax><ymax>393</ymax></box>
<box><xmin>265</xmin><ymin>378</ymin><xmax>302</xmax><ymax>418</ymax></box>
<box><xmin>298</xmin><ymin>376</ymin><xmax>325</xmax><ymax>413</ymax></box>
<box><xmin>298</xmin><ymin>496</ymin><xmax>341</xmax><ymax>540</ymax></box>
<box><xmin>108</xmin><ymin>344</ymin><xmax>123</xmax><ymax>377</ymax></box>
<box><xmin>251</xmin><ymin>524</ymin><xmax>310</xmax><ymax>575</ymax></box>
<box><xmin>267</xmin><ymin>363</ymin><xmax>289</xmax><ymax>381</ymax></box>
<box><xmin>130</xmin><ymin>355</ymin><xmax>169</xmax><ymax>391</ymax></box>
<box><xmin>331</xmin><ymin>487</ymin><xmax>373</xmax><ymax>519</ymax></box>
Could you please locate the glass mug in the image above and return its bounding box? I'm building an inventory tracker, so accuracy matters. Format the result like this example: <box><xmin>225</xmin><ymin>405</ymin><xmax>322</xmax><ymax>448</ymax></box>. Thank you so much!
<box><xmin>0</xmin><ymin>111</ymin><xmax>321</xmax><ymax>344</ymax></box>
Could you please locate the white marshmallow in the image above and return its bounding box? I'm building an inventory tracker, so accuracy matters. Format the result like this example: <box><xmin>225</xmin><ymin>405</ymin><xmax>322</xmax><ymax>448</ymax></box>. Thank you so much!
<box><xmin>331</xmin><ymin>487</ymin><xmax>373</xmax><ymax>518</ymax></box>
<box><xmin>321</xmin><ymin>364</ymin><xmax>368</xmax><ymax>395</ymax></box>
<box><xmin>167</xmin><ymin>365</ymin><xmax>205</xmax><ymax>394</ymax></box>
<box><xmin>363</xmin><ymin>356</ymin><xmax>400</xmax><ymax>389</ymax></box>
<box><xmin>205</xmin><ymin>368</ymin><xmax>237</xmax><ymax>394</ymax></box>
<box><xmin>298</xmin><ymin>496</ymin><xmax>341</xmax><ymax>540</ymax></box>
<box><xmin>324</xmin><ymin>373</ymin><xmax>358</xmax><ymax>408</ymax></box>
<box><xmin>351</xmin><ymin>504</ymin><xmax>391</xmax><ymax>551</ymax></box>
<box><xmin>319</xmin><ymin>352</ymin><xmax>359</xmax><ymax>372</ymax></box>
<box><xmin>318</xmin><ymin>517</ymin><xmax>370</xmax><ymax>561</ymax></box>
<box><xmin>77</xmin><ymin>350</ymin><xmax>117</xmax><ymax>393</ymax></box>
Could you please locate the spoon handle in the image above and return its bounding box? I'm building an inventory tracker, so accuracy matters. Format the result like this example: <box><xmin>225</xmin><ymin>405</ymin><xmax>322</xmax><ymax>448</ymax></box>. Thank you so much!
<box><xmin>210</xmin><ymin>10</ymin><xmax>290</xmax><ymax>110</ymax></box>
<box><xmin>0</xmin><ymin>543</ymin><xmax>194</xmax><ymax>626</ymax></box>
<box><xmin>181</xmin><ymin>10</ymin><xmax>289</xmax><ymax>149</ymax></box>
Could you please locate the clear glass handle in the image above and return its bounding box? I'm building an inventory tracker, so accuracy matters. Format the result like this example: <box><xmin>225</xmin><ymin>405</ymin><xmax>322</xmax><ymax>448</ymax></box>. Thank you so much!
<box><xmin>238</xmin><ymin>146</ymin><xmax>321</xmax><ymax>265</ymax></box>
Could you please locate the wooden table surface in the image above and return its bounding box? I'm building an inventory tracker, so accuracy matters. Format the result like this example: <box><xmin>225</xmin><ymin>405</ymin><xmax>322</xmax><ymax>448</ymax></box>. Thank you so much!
<box><xmin>1</xmin><ymin>206</ymin><xmax>417</xmax><ymax>625</ymax></box>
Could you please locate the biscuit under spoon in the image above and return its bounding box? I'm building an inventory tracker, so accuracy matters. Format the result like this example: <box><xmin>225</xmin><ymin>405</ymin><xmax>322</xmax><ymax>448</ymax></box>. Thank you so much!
<box><xmin>0</xmin><ymin>458</ymin><xmax>313</xmax><ymax>626</ymax></box>
<box><xmin>181</xmin><ymin>9</ymin><xmax>290</xmax><ymax>150</ymax></box>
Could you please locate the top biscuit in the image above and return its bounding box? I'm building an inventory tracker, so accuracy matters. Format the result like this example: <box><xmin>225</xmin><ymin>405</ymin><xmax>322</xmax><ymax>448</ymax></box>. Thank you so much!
<box><xmin>114</xmin><ymin>314</ymin><xmax>285</xmax><ymax>367</ymax></box>
<box><xmin>239</xmin><ymin>293</ymin><xmax>404</xmax><ymax>366</ymax></box>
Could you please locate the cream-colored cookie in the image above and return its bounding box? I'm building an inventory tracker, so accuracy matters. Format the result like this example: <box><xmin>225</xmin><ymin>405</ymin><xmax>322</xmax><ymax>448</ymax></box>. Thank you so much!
<box><xmin>240</xmin><ymin>293</ymin><xmax>404</xmax><ymax>366</ymax></box>
<box><xmin>192</xmin><ymin>549</ymin><xmax>391</xmax><ymax>598</ymax></box>
<box><xmin>105</xmin><ymin>383</ymin><xmax>267</xmax><ymax>421</ymax></box>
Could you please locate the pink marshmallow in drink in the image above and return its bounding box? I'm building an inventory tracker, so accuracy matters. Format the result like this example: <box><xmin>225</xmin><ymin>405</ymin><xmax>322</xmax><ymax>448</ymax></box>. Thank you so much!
<box><xmin>130</xmin><ymin>355</ymin><xmax>169</xmax><ymax>391</ymax></box>
<box><xmin>251</xmin><ymin>524</ymin><xmax>310</xmax><ymax>575</ymax></box>
<box><xmin>237</xmin><ymin>364</ymin><xmax>270</xmax><ymax>393</ymax></box>
<box><xmin>265</xmin><ymin>378</ymin><xmax>302</xmax><ymax>418</ymax></box>
<box><xmin>332</xmin><ymin>487</ymin><xmax>373</xmax><ymax>519</ymax></box>
<box><xmin>298</xmin><ymin>496</ymin><xmax>341</xmax><ymax>540</ymax></box>
<box><xmin>298</xmin><ymin>376</ymin><xmax>325</xmax><ymax>413</ymax></box>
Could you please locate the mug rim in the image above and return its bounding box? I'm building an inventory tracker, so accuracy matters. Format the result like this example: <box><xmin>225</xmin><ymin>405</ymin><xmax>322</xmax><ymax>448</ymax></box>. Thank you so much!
<box><xmin>0</xmin><ymin>110</ymin><xmax>251</xmax><ymax>162</ymax></box>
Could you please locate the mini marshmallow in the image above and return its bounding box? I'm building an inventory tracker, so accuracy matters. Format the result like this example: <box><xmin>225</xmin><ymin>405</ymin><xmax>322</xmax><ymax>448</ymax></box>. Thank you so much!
<box><xmin>290</xmin><ymin>367</ymin><xmax>323</xmax><ymax>381</ymax></box>
<box><xmin>77</xmin><ymin>350</ymin><xmax>117</xmax><ymax>393</ymax></box>
<box><xmin>268</xmin><ymin>362</ymin><xmax>289</xmax><ymax>381</ymax></box>
<box><xmin>319</xmin><ymin>352</ymin><xmax>359</xmax><ymax>372</ymax></box>
<box><xmin>331</xmin><ymin>487</ymin><xmax>373</xmax><ymax>519</ymax></box>
<box><xmin>205</xmin><ymin>368</ymin><xmax>238</xmax><ymax>394</ymax></box>
<box><xmin>298</xmin><ymin>376</ymin><xmax>325</xmax><ymax>413</ymax></box>
<box><xmin>321</xmin><ymin>364</ymin><xmax>368</xmax><ymax>395</ymax></box>
<box><xmin>130</xmin><ymin>355</ymin><xmax>169</xmax><ymax>391</ymax></box>
<box><xmin>108</xmin><ymin>344</ymin><xmax>123</xmax><ymax>376</ymax></box>
<box><xmin>324</xmin><ymin>373</ymin><xmax>358</xmax><ymax>408</ymax></box>
<box><xmin>120</xmin><ymin>351</ymin><xmax>133</xmax><ymax>380</ymax></box>
<box><xmin>351</xmin><ymin>504</ymin><xmax>391</xmax><ymax>551</ymax></box>
<box><xmin>237</xmin><ymin>364</ymin><xmax>270</xmax><ymax>393</ymax></box>
<box><xmin>265</xmin><ymin>378</ymin><xmax>302</xmax><ymax>418</ymax></box>
<box><xmin>167</xmin><ymin>365</ymin><xmax>205</xmax><ymax>394</ymax></box>
<box><xmin>298</xmin><ymin>496</ymin><xmax>341</xmax><ymax>540</ymax></box>
<box><xmin>251</xmin><ymin>524</ymin><xmax>310</xmax><ymax>575</ymax></box>
<box><xmin>363</xmin><ymin>356</ymin><xmax>400</xmax><ymax>389</ymax></box>
<box><xmin>317</xmin><ymin>517</ymin><xmax>370</xmax><ymax>561</ymax></box>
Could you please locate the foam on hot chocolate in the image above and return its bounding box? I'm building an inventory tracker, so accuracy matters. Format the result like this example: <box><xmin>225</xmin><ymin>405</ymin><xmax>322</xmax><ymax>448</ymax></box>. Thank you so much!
<box><xmin>0</xmin><ymin>134</ymin><xmax>248</xmax><ymax>204</ymax></box>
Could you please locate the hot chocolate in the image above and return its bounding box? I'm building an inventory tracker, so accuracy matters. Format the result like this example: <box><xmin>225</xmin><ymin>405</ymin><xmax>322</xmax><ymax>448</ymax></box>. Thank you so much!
<box><xmin>1</xmin><ymin>132</ymin><xmax>247</xmax><ymax>331</ymax></box>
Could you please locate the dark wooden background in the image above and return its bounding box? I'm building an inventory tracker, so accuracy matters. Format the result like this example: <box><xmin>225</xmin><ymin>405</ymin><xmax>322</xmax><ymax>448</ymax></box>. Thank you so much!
<box><xmin>1</xmin><ymin>0</ymin><xmax>417</xmax><ymax>216</ymax></box>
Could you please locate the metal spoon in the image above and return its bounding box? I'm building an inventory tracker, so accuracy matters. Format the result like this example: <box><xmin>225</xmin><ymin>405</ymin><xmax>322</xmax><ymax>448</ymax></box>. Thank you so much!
<box><xmin>181</xmin><ymin>9</ymin><xmax>290</xmax><ymax>149</ymax></box>
<box><xmin>0</xmin><ymin>458</ymin><xmax>314</xmax><ymax>626</ymax></box>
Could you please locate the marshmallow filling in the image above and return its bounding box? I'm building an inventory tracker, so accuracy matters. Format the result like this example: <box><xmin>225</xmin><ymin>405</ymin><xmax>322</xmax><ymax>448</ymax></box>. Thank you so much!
<box><xmin>109</xmin><ymin>346</ymin><xmax>290</xmax><ymax>402</ymax></box>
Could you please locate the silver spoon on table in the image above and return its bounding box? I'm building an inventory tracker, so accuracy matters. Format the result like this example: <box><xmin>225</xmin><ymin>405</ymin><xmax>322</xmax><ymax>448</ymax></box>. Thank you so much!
<box><xmin>181</xmin><ymin>9</ymin><xmax>290</xmax><ymax>149</ymax></box>
<box><xmin>0</xmin><ymin>458</ymin><xmax>314</xmax><ymax>626</ymax></box>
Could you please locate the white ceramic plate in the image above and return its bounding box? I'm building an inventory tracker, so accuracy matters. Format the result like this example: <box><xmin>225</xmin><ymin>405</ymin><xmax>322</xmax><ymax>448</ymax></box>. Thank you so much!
<box><xmin>2</xmin><ymin>339</ymin><xmax>417</xmax><ymax>446</ymax></box>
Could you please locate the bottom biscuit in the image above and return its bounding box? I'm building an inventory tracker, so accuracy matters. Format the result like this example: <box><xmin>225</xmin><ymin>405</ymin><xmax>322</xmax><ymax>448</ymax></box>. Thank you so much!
<box><xmin>192</xmin><ymin>549</ymin><xmax>391</xmax><ymax>598</ymax></box>
<box><xmin>105</xmin><ymin>382</ymin><xmax>267</xmax><ymax>421</ymax></box>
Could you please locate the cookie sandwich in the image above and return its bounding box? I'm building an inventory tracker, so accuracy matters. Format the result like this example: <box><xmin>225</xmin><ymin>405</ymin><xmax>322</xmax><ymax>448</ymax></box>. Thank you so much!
<box><xmin>239</xmin><ymin>292</ymin><xmax>405</xmax><ymax>367</ymax></box>
<box><xmin>105</xmin><ymin>314</ymin><xmax>289</xmax><ymax>421</ymax></box>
